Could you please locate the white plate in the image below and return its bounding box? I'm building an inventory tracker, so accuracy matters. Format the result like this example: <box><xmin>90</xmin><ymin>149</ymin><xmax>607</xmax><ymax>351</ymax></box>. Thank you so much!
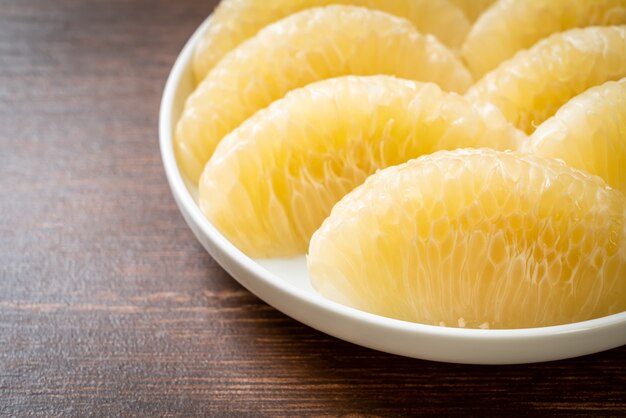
<box><xmin>159</xmin><ymin>15</ymin><xmax>626</xmax><ymax>364</ymax></box>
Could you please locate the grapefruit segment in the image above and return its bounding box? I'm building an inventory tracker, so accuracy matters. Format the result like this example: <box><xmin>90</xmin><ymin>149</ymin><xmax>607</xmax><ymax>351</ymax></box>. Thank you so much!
<box><xmin>462</xmin><ymin>0</ymin><xmax>626</xmax><ymax>79</ymax></box>
<box><xmin>465</xmin><ymin>26</ymin><xmax>626</xmax><ymax>134</ymax></box>
<box><xmin>199</xmin><ymin>76</ymin><xmax>524</xmax><ymax>258</ymax></box>
<box><xmin>308</xmin><ymin>149</ymin><xmax>626</xmax><ymax>329</ymax></box>
<box><xmin>523</xmin><ymin>78</ymin><xmax>626</xmax><ymax>194</ymax></box>
<box><xmin>193</xmin><ymin>0</ymin><xmax>471</xmax><ymax>82</ymax></box>
<box><xmin>177</xmin><ymin>5</ymin><xmax>473</xmax><ymax>183</ymax></box>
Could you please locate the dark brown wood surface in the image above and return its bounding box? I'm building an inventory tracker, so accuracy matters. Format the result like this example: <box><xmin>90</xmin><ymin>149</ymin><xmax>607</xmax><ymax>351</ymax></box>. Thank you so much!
<box><xmin>1</xmin><ymin>0</ymin><xmax>625</xmax><ymax>416</ymax></box>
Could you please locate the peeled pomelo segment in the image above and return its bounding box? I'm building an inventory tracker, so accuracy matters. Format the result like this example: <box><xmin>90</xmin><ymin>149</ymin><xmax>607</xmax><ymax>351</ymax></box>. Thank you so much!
<box><xmin>523</xmin><ymin>78</ymin><xmax>626</xmax><ymax>193</ymax></box>
<box><xmin>462</xmin><ymin>0</ymin><xmax>626</xmax><ymax>79</ymax></box>
<box><xmin>465</xmin><ymin>26</ymin><xmax>626</xmax><ymax>134</ymax></box>
<box><xmin>448</xmin><ymin>0</ymin><xmax>496</xmax><ymax>22</ymax></box>
<box><xmin>199</xmin><ymin>76</ymin><xmax>525</xmax><ymax>258</ymax></box>
<box><xmin>193</xmin><ymin>0</ymin><xmax>471</xmax><ymax>83</ymax></box>
<box><xmin>177</xmin><ymin>6</ymin><xmax>474</xmax><ymax>183</ymax></box>
<box><xmin>308</xmin><ymin>148</ymin><xmax>626</xmax><ymax>329</ymax></box>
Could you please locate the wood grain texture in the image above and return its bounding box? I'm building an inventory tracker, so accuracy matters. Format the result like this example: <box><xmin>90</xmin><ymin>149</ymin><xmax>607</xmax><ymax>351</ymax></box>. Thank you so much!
<box><xmin>0</xmin><ymin>0</ymin><xmax>624</xmax><ymax>416</ymax></box>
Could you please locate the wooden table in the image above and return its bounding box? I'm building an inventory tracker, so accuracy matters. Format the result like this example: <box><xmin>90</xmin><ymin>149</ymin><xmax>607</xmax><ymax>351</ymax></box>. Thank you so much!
<box><xmin>1</xmin><ymin>0</ymin><xmax>625</xmax><ymax>415</ymax></box>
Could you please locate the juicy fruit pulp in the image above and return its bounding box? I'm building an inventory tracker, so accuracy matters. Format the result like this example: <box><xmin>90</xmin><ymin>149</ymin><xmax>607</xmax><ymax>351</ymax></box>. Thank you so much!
<box><xmin>177</xmin><ymin>6</ymin><xmax>472</xmax><ymax>183</ymax></box>
<box><xmin>199</xmin><ymin>76</ymin><xmax>524</xmax><ymax>258</ymax></box>
<box><xmin>192</xmin><ymin>0</ymin><xmax>471</xmax><ymax>83</ymax></box>
<box><xmin>462</xmin><ymin>0</ymin><xmax>626</xmax><ymax>79</ymax></box>
<box><xmin>523</xmin><ymin>78</ymin><xmax>626</xmax><ymax>194</ymax></box>
<box><xmin>448</xmin><ymin>0</ymin><xmax>496</xmax><ymax>22</ymax></box>
<box><xmin>308</xmin><ymin>149</ymin><xmax>626</xmax><ymax>329</ymax></box>
<box><xmin>185</xmin><ymin>1</ymin><xmax>626</xmax><ymax>329</ymax></box>
<box><xmin>466</xmin><ymin>26</ymin><xmax>626</xmax><ymax>134</ymax></box>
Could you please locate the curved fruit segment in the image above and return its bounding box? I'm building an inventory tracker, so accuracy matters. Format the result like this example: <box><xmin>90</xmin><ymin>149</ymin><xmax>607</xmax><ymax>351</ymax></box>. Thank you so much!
<box><xmin>177</xmin><ymin>6</ymin><xmax>473</xmax><ymax>183</ymax></box>
<box><xmin>199</xmin><ymin>76</ymin><xmax>524</xmax><ymax>258</ymax></box>
<box><xmin>308</xmin><ymin>148</ymin><xmax>626</xmax><ymax>329</ymax></box>
<box><xmin>465</xmin><ymin>26</ymin><xmax>626</xmax><ymax>134</ymax></box>
<box><xmin>462</xmin><ymin>0</ymin><xmax>626</xmax><ymax>79</ymax></box>
<box><xmin>448</xmin><ymin>0</ymin><xmax>496</xmax><ymax>22</ymax></box>
<box><xmin>193</xmin><ymin>0</ymin><xmax>470</xmax><ymax>82</ymax></box>
<box><xmin>522</xmin><ymin>78</ymin><xmax>626</xmax><ymax>194</ymax></box>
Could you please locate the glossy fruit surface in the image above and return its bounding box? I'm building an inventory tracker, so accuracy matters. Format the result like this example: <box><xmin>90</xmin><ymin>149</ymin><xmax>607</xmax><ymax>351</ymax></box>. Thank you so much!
<box><xmin>199</xmin><ymin>77</ymin><xmax>523</xmax><ymax>257</ymax></box>
<box><xmin>523</xmin><ymin>78</ymin><xmax>626</xmax><ymax>193</ymax></box>
<box><xmin>177</xmin><ymin>6</ymin><xmax>472</xmax><ymax>182</ymax></box>
<box><xmin>193</xmin><ymin>0</ymin><xmax>471</xmax><ymax>82</ymax></box>
<box><xmin>448</xmin><ymin>0</ymin><xmax>496</xmax><ymax>22</ymax></box>
<box><xmin>308</xmin><ymin>149</ymin><xmax>626</xmax><ymax>329</ymax></box>
<box><xmin>465</xmin><ymin>26</ymin><xmax>626</xmax><ymax>134</ymax></box>
<box><xmin>462</xmin><ymin>0</ymin><xmax>626</xmax><ymax>79</ymax></box>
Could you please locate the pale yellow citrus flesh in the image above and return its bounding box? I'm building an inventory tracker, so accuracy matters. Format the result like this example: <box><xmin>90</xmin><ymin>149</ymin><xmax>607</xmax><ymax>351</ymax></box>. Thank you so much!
<box><xmin>462</xmin><ymin>0</ymin><xmax>626</xmax><ymax>79</ymax></box>
<box><xmin>308</xmin><ymin>149</ymin><xmax>626</xmax><ymax>329</ymax></box>
<box><xmin>199</xmin><ymin>76</ymin><xmax>524</xmax><ymax>258</ymax></box>
<box><xmin>465</xmin><ymin>26</ymin><xmax>626</xmax><ymax>134</ymax></box>
<box><xmin>177</xmin><ymin>6</ymin><xmax>473</xmax><ymax>183</ymax></box>
<box><xmin>193</xmin><ymin>0</ymin><xmax>470</xmax><ymax>83</ymax></box>
<box><xmin>522</xmin><ymin>78</ymin><xmax>626</xmax><ymax>194</ymax></box>
<box><xmin>448</xmin><ymin>0</ymin><xmax>496</xmax><ymax>22</ymax></box>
